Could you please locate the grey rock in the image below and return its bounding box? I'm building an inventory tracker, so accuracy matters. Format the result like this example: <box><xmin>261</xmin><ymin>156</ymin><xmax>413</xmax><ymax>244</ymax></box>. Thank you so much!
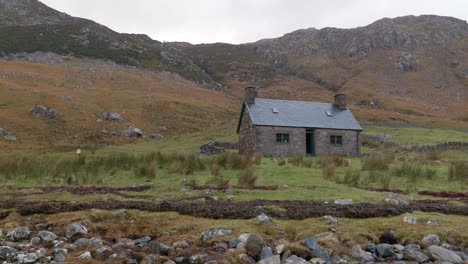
<box><xmin>79</xmin><ymin>251</ymin><xmax>92</xmax><ymax>259</ymax></box>
<box><xmin>30</xmin><ymin>236</ymin><xmax>41</xmax><ymax>246</ymax></box>
<box><xmin>200</xmin><ymin>228</ymin><xmax>232</xmax><ymax>242</ymax></box>
<box><xmin>148</xmin><ymin>240</ymin><xmax>171</xmax><ymax>255</ymax></box>
<box><xmin>403</xmin><ymin>216</ymin><xmax>418</xmax><ymax>224</ymax></box>
<box><xmin>74</xmin><ymin>237</ymin><xmax>103</xmax><ymax>248</ymax></box>
<box><xmin>282</xmin><ymin>255</ymin><xmax>309</xmax><ymax>264</ymax></box>
<box><xmin>301</xmin><ymin>238</ymin><xmax>331</xmax><ymax>262</ymax></box>
<box><xmin>0</xmin><ymin>246</ymin><xmax>18</xmax><ymax>259</ymax></box>
<box><xmin>173</xmin><ymin>240</ymin><xmax>190</xmax><ymax>249</ymax></box>
<box><xmin>238</xmin><ymin>253</ymin><xmax>256</xmax><ymax>264</ymax></box>
<box><xmin>150</xmin><ymin>133</ymin><xmax>164</xmax><ymax>140</ymax></box>
<box><xmin>190</xmin><ymin>253</ymin><xmax>210</xmax><ymax>263</ymax></box>
<box><xmin>66</xmin><ymin>223</ymin><xmax>87</xmax><ymax>239</ymax></box>
<box><xmin>123</xmin><ymin>126</ymin><xmax>143</xmax><ymax>137</ymax></box>
<box><xmin>427</xmin><ymin>245</ymin><xmax>463</xmax><ymax>263</ymax></box>
<box><xmin>245</xmin><ymin>234</ymin><xmax>264</xmax><ymax>260</ymax></box>
<box><xmin>426</xmin><ymin>218</ymin><xmax>439</xmax><ymax>226</ymax></box>
<box><xmin>6</xmin><ymin>226</ymin><xmax>31</xmax><ymax>242</ymax></box>
<box><xmin>320</xmin><ymin>215</ymin><xmax>338</xmax><ymax>224</ymax></box>
<box><xmin>54</xmin><ymin>252</ymin><xmax>66</xmax><ymax>262</ymax></box>
<box><xmin>0</xmin><ymin>128</ymin><xmax>6</xmax><ymax>135</ymax></box>
<box><xmin>384</xmin><ymin>194</ymin><xmax>409</xmax><ymax>205</ymax></box>
<box><xmin>422</xmin><ymin>234</ymin><xmax>440</xmax><ymax>247</ymax></box>
<box><xmin>111</xmin><ymin>209</ymin><xmax>128</xmax><ymax>217</ymax></box>
<box><xmin>315</xmin><ymin>233</ymin><xmax>333</xmax><ymax>242</ymax></box>
<box><xmin>214</xmin><ymin>241</ymin><xmax>228</xmax><ymax>253</ymax></box>
<box><xmin>350</xmin><ymin>245</ymin><xmax>375</xmax><ymax>262</ymax></box>
<box><xmin>334</xmin><ymin>199</ymin><xmax>352</xmax><ymax>205</ymax></box>
<box><xmin>228</xmin><ymin>238</ymin><xmax>240</xmax><ymax>248</ymax></box>
<box><xmin>257</xmin><ymin>213</ymin><xmax>273</xmax><ymax>225</ymax></box>
<box><xmin>403</xmin><ymin>245</ymin><xmax>430</xmax><ymax>263</ymax></box>
<box><xmin>17</xmin><ymin>253</ymin><xmax>38</xmax><ymax>264</ymax></box>
<box><xmin>102</xmin><ymin>111</ymin><xmax>123</xmax><ymax>121</ymax></box>
<box><xmin>376</xmin><ymin>243</ymin><xmax>395</xmax><ymax>258</ymax></box>
<box><xmin>3</xmin><ymin>134</ymin><xmax>16</xmax><ymax>141</ymax></box>
<box><xmin>133</xmin><ymin>236</ymin><xmax>151</xmax><ymax>248</ymax></box>
<box><xmin>146</xmin><ymin>254</ymin><xmax>160</xmax><ymax>264</ymax></box>
<box><xmin>37</xmin><ymin>230</ymin><xmax>58</xmax><ymax>241</ymax></box>
<box><xmin>260</xmin><ymin>246</ymin><xmax>273</xmax><ymax>259</ymax></box>
<box><xmin>394</xmin><ymin>54</ymin><xmax>421</xmax><ymax>72</ymax></box>
<box><xmin>310</xmin><ymin>258</ymin><xmax>326</xmax><ymax>264</ymax></box>
<box><xmin>31</xmin><ymin>105</ymin><xmax>57</xmax><ymax>119</ymax></box>
<box><xmin>321</xmin><ymin>198</ymin><xmax>334</xmax><ymax>204</ymax></box>
<box><xmin>257</xmin><ymin>255</ymin><xmax>280</xmax><ymax>264</ymax></box>
<box><xmin>65</xmin><ymin>96</ymin><xmax>73</xmax><ymax>101</ymax></box>
<box><xmin>96</xmin><ymin>245</ymin><xmax>112</xmax><ymax>254</ymax></box>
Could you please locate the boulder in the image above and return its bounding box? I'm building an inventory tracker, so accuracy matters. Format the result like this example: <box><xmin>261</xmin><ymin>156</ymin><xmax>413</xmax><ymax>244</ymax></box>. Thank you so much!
<box><xmin>6</xmin><ymin>226</ymin><xmax>31</xmax><ymax>242</ymax></box>
<box><xmin>376</xmin><ymin>243</ymin><xmax>395</xmax><ymax>258</ymax></box>
<box><xmin>350</xmin><ymin>245</ymin><xmax>375</xmax><ymax>262</ymax></box>
<box><xmin>228</xmin><ymin>238</ymin><xmax>241</xmax><ymax>248</ymax></box>
<box><xmin>257</xmin><ymin>213</ymin><xmax>273</xmax><ymax>225</ymax></box>
<box><xmin>17</xmin><ymin>253</ymin><xmax>38</xmax><ymax>264</ymax></box>
<box><xmin>334</xmin><ymin>199</ymin><xmax>352</xmax><ymax>205</ymax></box>
<box><xmin>319</xmin><ymin>215</ymin><xmax>338</xmax><ymax>224</ymax></box>
<box><xmin>238</xmin><ymin>253</ymin><xmax>255</xmax><ymax>264</ymax></box>
<box><xmin>37</xmin><ymin>230</ymin><xmax>58</xmax><ymax>241</ymax></box>
<box><xmin>260</xmin><ymin>246</ymin><xmax>273</xmax><ymax>259</ymax></box>
<box><xmin>65</xmin><ymin>95</ymin><xmax>73</xmax><ymax>101</ymax></box>
<box><xmin>0</xmin><ymin>246</ymin><xmax>18</xmax><ymax>260</ymax></box>
<box><xmin>133</xmin><ymin>236</ymin><xmax>151</xmax><ymax>248</ymax></box>
<box><xmin>66</xmin><ymin>223</ymin><xmax>87</xmax><ymax>239</ymax></box>
<box><xmin>257</xmin><ymin>255</ymin><xmax>280</xmax><ymax>264</ymax></box>
<box><xmin>301</xmin><ymin>238</ymin><xmax>331</xmax><ymax>262</ymax></box>
<box><xmin>427</xmin><ymin>245</ymin><xmax>463</xmax><ymax>264</ymax></box>
<box><xmin>0</xmin><ymin>128</ymin><xmax>6</xmax><ymax>135</ymax></box>
<box><xmin>282</xmin><ymin>255</ymin><xmax>309</xmax><ymax>264</ymax></box>
<box><xmin>422</xmin><ymin>234</ymin><xmax>440</xmax><ymax>247</ymax></box>
<box><xmin>426</xmin><ymin>218</ymin><xmax>439</xmax><ymax>226</ymax></box>
<box><xmin>79</xmin><ymin>251</ymin><xmax>92</xmax><ymax>259</ymax></box>
<box><xmin>149</xmin><ymin>133</ymin><xmax>164</xmax><ymax>140</ymax></box>
<box><xmin>4</xmin><ymin>134</ymin><xmax>16</xmax><ymax>141</ymax></box>
<box><xmin>245</xmin><ymin>234</ymin><xmax>264</xmax><ymax>260</ymax></box>
<box><xmin>384</xmin><ymin>194</ymin><xmax>409</xmax><ymax>205</ymax></box>
<box><xmin>189</xmin><ymin>253</ymin><xmax>210</xmax><ymax>263</ymax></box>
<box><xmin>31</xmin><ymin>105</ymin><xmax>57</xmax><ymax>119</ymax></box>
<box><xmin>102</xmin><ymin>111</ymin><xmax>123</xmax><ymax>121</ymax></box>
<box><xmin>30</xmin><ymin>236</ymin><xmax>41</xmax><ymax>246</ymax></box>
<box><xmin>200</xmin><ymin>228</ymin><xmax>232</xmax><ymax>242</ymax></box>
<box><xmin>403</xmin><ymin>216</ymin><xmax>419</xmax><ymax>224</ymax></box>
<box><xmin>148</xmin><ymin>240</ymin><xmax>171</xmax><ymax>255</ymax></box>
<box><xmin>74</xmin><ymin>237</ymin><xmax>103</xmax><ymax>248</ymax></box>
<box><xmin>123</xmin><ymin>126</ymin><xmax>143</xmax><ymax>137</ymax></box>
<box><xmin>403</xmin><ymin>244</ymin><xmax>430</xmax><ymax>263</ymax></box>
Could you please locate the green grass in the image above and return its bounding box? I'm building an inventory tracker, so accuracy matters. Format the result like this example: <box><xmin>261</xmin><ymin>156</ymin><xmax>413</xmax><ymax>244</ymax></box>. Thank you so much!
<box><xmin>363</xmin><ymin>126</ymin><xmax>468</xmax><ymax>145</ymax></box>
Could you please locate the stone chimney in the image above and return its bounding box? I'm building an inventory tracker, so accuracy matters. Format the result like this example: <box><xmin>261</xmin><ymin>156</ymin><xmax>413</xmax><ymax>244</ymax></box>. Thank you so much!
<box><xmin>244</xmin><ymin>85</ymin><xmax>257</xmax><ymax>105</ymax></box>
<box><xmin>334</xmin><ymin>94</ymin><xmax>347</xmax><ymax>110</ymax></box>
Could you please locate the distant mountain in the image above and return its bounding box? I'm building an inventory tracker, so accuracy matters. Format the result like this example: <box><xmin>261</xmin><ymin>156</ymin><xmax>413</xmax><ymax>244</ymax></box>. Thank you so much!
<box><xmin>0</xmin><ymin>0</ymin><xmax>222</xmax><ymax>89</ymax></box>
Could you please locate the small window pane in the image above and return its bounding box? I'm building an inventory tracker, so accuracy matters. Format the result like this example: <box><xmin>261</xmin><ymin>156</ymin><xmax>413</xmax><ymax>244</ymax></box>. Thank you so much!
<box><xmin>276</xmin><ymin>133</ymin><xmax>289</xmax><ymax>144</ymax></box>
<box><xmin>330</xmin><ymin>135</ymin><xmax>342</xmax><ymax>145</ymax></box>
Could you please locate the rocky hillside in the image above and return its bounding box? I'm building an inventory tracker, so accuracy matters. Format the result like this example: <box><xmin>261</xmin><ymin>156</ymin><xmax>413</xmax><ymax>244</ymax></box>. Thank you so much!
<box><xmin>0</xmin><ymin>0</ymin><xmax>222</xmax><ymax>89</ymax></box>
<box><xmin>174</xmin><ymin>15</ymin><xmax>468</xmax><ymax>125</ymax></box>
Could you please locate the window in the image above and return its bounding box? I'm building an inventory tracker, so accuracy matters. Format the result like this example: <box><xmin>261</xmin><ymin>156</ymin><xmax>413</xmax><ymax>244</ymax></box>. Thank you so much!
<box><xmin>276</xmin><ymin>133</ymin><xmax>289</xmax><ymax>144</ymax></box>
<box><xmin>330</xmin><ymin>135</ymin><xmax>342</xmax><ymax>145</ymax></box>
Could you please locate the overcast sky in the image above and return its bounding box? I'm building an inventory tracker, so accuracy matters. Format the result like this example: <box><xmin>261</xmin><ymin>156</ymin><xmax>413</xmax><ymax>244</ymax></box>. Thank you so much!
<box><xmin>40</xmin><ymin>0</ymin><xmax>468</xmax><ymax>44</ymax></box>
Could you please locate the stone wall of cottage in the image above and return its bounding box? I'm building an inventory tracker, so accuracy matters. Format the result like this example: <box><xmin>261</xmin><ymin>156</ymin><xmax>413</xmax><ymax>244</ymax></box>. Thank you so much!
<box><xmin>238</xmin><ymin>108</ymin><xmax>256</xmax><ymax>154</ymax></box>
<box><xmin>255</xmin><ymin>126</ymin><xmax>306</xmax><ymax>157</ymax></box>
<box><xmin>314</xmin><ymin>128</ymin><xmax>361</xmax><ymax>156</ymax></box>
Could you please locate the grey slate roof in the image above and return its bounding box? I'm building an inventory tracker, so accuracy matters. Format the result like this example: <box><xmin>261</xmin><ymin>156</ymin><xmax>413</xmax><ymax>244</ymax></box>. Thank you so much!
<box><xmin>245</xmin><ymin>98</ymin><xmax>362</xmax><ymax>131</ymax></box>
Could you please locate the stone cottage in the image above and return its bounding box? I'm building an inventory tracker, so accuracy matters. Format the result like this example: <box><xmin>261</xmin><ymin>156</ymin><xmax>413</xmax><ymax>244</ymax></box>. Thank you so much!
<box><xmin>237</xmin><ymin>86</ymin><xmax>363</xmax><ymax>157</ymax></box>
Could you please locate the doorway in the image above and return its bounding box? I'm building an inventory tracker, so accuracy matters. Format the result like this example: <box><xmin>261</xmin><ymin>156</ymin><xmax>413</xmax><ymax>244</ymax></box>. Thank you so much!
<box><xmin>306</xmin><ymin>129</ymin><xmax>315</xmax><ymax>156</ymax></box>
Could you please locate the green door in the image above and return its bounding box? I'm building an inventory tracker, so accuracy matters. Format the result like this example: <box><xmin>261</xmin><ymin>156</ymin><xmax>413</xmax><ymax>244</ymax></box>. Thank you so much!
<box><xmin>306</xmin><ymin>129</ymin><xmax>315</xmax><ymax>156</ymax></box>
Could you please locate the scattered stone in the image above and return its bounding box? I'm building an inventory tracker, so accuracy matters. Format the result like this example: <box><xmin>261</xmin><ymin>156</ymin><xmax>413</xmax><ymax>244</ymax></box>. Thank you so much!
<box><xmin>427</xmin><ymin>245</ymin><xmax>463</xmax><ymax>264</ymax></box>
<box><xmin>0</xmin><ymin>246</ymin><xmax>18</xmax><ymax>259</ymax></box>
<box><xmin>376</xmin><ymin>243</ymin><xmax>395</xmax><ymax>258</ymax></box>
<box><xmin>257</xmin><ymin>255</ymin><xmax>280</xmax><ymax>264</ymax></box>
<box><xmin>384</xmin><ymin>194</ymin><xmax>409</xmax><ymax>205</ymax></box>
<box><xmin>65</xmin><ymin>96</ymin><xmax>73</xmax><ymax>101</ymax></box>
<box><xmin>301</xmin><ymin>238</ymin><xmax>331</xmax><ymax>262</ymax></box>
<box><xmin>111</xmin><ymin>131</ymin><xmax>121</xmax><ymax>136</ymax></box>
<box><xmin>4</xmin><ymin>134</ymin><xmax>16</xmax><ymax>141</ymax></box>
<box><xmin>426</xmin><ymin>218</ymin><xmax>439</xmax><ymax>226</ymax></box>
<box><xmin>200</xmin><ymin>229</ymin><xmax>232</xmax><ymax>242</ymax></box>
<box><xmin>200</xmin><ymin>141</ymin><xmax>239</xmax><ymax>155</ymax></box>
<box><xmin>123</xmin><ymin>126</ymin><xmax>143</xmax><ymax>137</ymax></box>
<box><xmin>320</xmin><ymin>215</ymin><xmax>338</xmax><ymax>224</ymax></box>
<box><xmin>102</xmin><ymin>111</ymin><xmax>123</xmax><ymax>121</ymax></box>
<box><xmin>257</xmin><ymin>213</ymin><xmax>273</xmax><ymax>225</ymax></box>
<box><xmin>96</xmin><ymin>245</ymin><xmax>112</xmax><ymax>254</ymax></box>
<box><xmin>422</xmin><ymin>234</ymin><xmax>440</xmax><ymax>247</ymax></box>
<box><xmin>30</xmin><ymin>236</ymin><xmax>41</xmax><ymax>246</ymax></box>
<box><xmin>37</xmin><ymin>230</ymin><xmax>58</xmax><ymax>241</ymax></box>
<box><xmin>190</xmin><ymin>253</ymin><xmax>210</xmax><ymax>263</ymax></box>
<box><xmin>79</xmin><ymin>251</ymin><xmax>92</xmax><ymax>259</ymax></box>
<box><xmin>334</xmin><ymin>199</ymin><xmax>352</xmax><ymax>205</ymax></box>
<box><xmin>214</xmin><ymin>241</ymin><xmax>228</xmax><ymax>253</ymax></box>
<box><xmin>228</xmin><ymin>238</ymin><xmax>240</xmax><ymax>249</ymax></box>
<box><xmin>74</xmin><ymin>237</ymin><xmax>103</xmax><ymax>248</ymax></box>
<box><xmin>111</xmin><ymin>209</ymin><xmax>128</xmax><ymax>217</ymax></box>
<box><xmin>226</xmin><ymin>195</ymin><xmax>235</xmax><ymax>201</ymax></box>
<box><xmin>6</xmin><ymin>226</ymin><xmax>31</xmax><ymax>242</ymax></box>
<box><xmin>403</xmin><ymin>244</ymin><xmax>430</xmax><ymax>263</ymax></box>
<box><xmin>54</xmin><ymin>252</ymin><xmax>66</xmax><ymax>262</ymax></box>
<box><xmin>275</xmin><ymin>244</ymin><xmax>285</xmax><ymax>255</ymax></box>
<box><xmin>403</xmin><ymin>216</ymin><xmax>418</xmax><ymax>224</ymax></box>
<box><xmin>350</xmin><ymin>245</ymin><xmax>375</xmax><ymax>263</ymax></box>
<box><xmin>31</xmin><ymin>105</ymin><xmax>57</xmax><ymax>119</ymax></box>
<box><xmin>149</xmin><ymin>133</ymin><xmax>164</xmax><ymax>140</ymax></box>
<box><xmin>315</xmin><ymin>233</ymin><xmax>333</xmax><ymax>242</ymax></box>
<box><xmin>260</xmin><ymin>246</ymin><xmax>273</xmax><ymax>259</ymax></box>
<box><xmin>145</xmin><ymin>254</ymin><xmax>160</xmax><ymax>264</ymax></box>
<box><xmin>66</xmin><ymin>223</ymin><xmax>87</xmax><ymax>239</ymax></box>
<box><xmin>245</xmin><ymin>234</ymin><xmax>265</xmax><ymax>260</ymax></box>
<box><xmin>17</xmin><ymin>252</ymin><xmax>38</xmax><ymax>264</ymax></box>
<box><xmin>148</xmin><ymin>240</ymin><xmax>171</xmax><ymax>255</ymax></box>
<box><xmin>283</xmin><ymin>255</ymin><xmax>309</xmax><ymax>264</ymax></box>
<box><xmin>0</xmin><ymin>128</ymin><xmax>6</xmax><ymax>135</ymax></box>
<box><xmin>310</xmin><ymin>258</ymin><xmax>326</xmax><ymax>264</ymax></box>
